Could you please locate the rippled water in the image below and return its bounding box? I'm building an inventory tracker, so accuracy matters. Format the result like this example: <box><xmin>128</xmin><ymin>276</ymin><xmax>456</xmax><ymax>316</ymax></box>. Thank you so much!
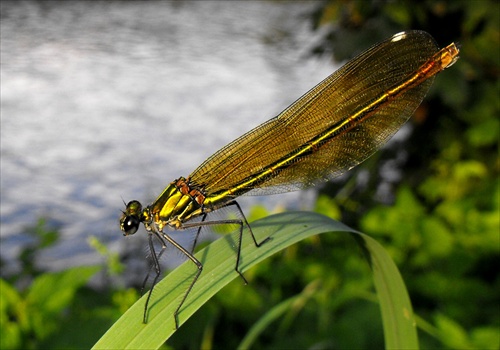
<box><xmin>1</xmin><ymin>1</ymin><xmax>335</xmax><ymax>273</ymax></box>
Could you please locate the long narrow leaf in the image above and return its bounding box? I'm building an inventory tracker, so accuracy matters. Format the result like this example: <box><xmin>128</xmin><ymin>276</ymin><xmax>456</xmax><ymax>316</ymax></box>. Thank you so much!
<box><xmin>93</xmin><ymin>211</ymin><xmax>417</xmax><ymax>349</ymax></box>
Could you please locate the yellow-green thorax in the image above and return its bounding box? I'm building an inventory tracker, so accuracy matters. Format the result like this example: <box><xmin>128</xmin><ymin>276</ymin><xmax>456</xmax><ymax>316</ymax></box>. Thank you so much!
<box><xmin>146</xmin><ymin>177</ymin><xmax>217</xmax><ymax>230</ymax></box>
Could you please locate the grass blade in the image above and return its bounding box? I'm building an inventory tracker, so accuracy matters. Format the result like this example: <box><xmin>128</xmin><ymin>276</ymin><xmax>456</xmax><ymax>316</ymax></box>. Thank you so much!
<box><xmin>93</xmin><ymin>211</ymin><xmax>418</xmax><ymax>349</ymax></box>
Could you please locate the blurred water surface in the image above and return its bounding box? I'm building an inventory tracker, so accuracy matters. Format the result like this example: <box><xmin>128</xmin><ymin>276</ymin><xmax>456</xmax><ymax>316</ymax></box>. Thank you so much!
<box><xmin>0</xmin><ymin>1</ymin><xmax>334</xmax><ymax>273</ymax></box>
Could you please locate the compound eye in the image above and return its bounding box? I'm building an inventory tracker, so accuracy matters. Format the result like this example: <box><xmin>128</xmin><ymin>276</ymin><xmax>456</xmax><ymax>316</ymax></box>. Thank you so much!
<box><xmin>121</xmin><ymin>215</ymin><xmax>140</xmax><ymax>236</ymax></box>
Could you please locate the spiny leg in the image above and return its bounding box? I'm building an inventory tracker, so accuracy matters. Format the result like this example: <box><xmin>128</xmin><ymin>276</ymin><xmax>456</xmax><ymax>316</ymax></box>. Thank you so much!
<box><xmin>142</xmin><ymin>232</ymin><xmax>166</xmax><ymax>324</ymax></box>
<box><xmin>141</xmin><ymin>233</ymin><xmax>168</xmax><ymax>296</ymax></box>
<box><xmin>190</xmin><ymin>213</ymin><xmax>207</xmax><ymax>254</ymax></box>
<box><xmin>225</xmin><ymin>201</ymin><xmax>271</xmax><ymax>283</ymax></box>
<box><xmin>159</xmin><ymin>232</ymin><xmax>203</xmax><ymax>330</ymax></box>
<box><xmin>182</xmin><ymin>200</ymin><xmax>271</xmax><ymax>284</ymax></box>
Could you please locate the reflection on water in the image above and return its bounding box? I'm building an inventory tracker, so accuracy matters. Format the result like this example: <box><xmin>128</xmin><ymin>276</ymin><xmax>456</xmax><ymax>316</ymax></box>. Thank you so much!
<box><xmin>0</xmin><ymin>1</ymin><xmax>334</xmax><ymax>272</ymax></box>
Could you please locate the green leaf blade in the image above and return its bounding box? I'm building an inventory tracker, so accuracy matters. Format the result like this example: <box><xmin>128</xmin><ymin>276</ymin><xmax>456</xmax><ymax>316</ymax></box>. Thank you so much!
<box><xmin>93</xmin><ymin>211</ymin><xmax>418</xmax><ymax>350</ymax></box>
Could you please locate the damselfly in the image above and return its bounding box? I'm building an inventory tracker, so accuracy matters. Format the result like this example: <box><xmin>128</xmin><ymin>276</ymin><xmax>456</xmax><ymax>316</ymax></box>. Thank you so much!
<box><xmin>120</xmin><ymin>30</ymin><xmax>459</xmax><ymax>329</ymax></box>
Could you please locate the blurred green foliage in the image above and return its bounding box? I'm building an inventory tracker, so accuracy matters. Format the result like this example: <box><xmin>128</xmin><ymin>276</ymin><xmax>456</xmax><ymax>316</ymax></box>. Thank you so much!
<box><xmin>1</xmin><ymin>1</ymin><xmax>498</xmax><ymax>349</ymax></box>
<box><xmin>313</xmin><ymin>0</ymin><xmax>499</xmax><ymax>349</ymax></box>
<box><xmin>0</xmin><ymin>219</ymin><xmax>138</xmax><ymax>350</ymax></box>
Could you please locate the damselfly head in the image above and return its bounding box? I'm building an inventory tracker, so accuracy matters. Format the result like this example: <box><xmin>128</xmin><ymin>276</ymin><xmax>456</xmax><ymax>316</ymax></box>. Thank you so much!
<box><xmin>120</xmin><ymin>200</ymin><xmax>143</xmax><ymax>236</ymax></box>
